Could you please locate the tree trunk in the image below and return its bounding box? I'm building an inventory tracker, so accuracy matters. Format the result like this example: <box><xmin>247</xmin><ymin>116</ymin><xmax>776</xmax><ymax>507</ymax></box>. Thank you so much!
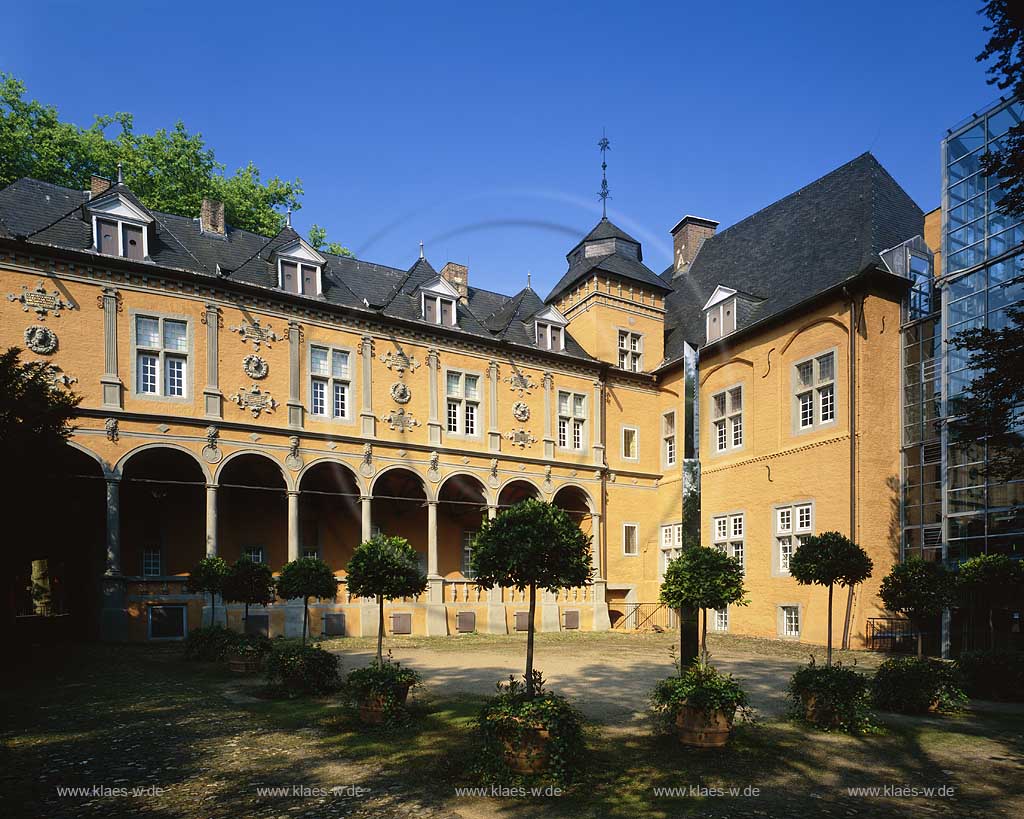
<box><xmin>826</xmin><ymin>583</ymin><xmax>834</xmax><ymax>667</ymax></box>
<box><xmin>700</xmin><ymin>608</ymin><xmax>708</xmax><ymax>665</ymax></box>
<box><xmin>377</xmin><ymin>595</ymin><xmax>385</xmax><ymax>664</ymax></box>
<box><xmin>916</xmin><ymin>621</ymin><xmax>923</xmax><ymax>658</ymax></box>
<box><xmin>244</xmin><ymin>601</ymin><xmax>249</xmax><ymax>628</ymax></box>
<box><xmin>210</xmin><ymin>591</ymin><xmax>216</xmax><ymax>628</ymax></box>
<box><xmin>989</xmin><ymin>605</ymin><xmax>995</xmax><ymax>650</ymax></box>
<box><xmin>679</xmin><ymin>613</ymin><xmax>684</xmax><ymax>675</ymax></box>
<box><xmin>302</xmin><ymin>596</ymin><xmax>308</xmax><ymax>645</ymax></box>
<box><xmin>526</xmin><ymin>582</ymin><xmax>537</xmax><ymax>697</ymax></box>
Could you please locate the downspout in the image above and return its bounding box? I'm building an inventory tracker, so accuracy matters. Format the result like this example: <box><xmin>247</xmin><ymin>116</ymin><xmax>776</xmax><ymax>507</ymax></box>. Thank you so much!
<box><xmin>842</xmin><ymin>286</ymin><xmax>860</xmax><ymax>650</ymax></box>
<box><xmin>599</xmin><ymin>364</ymin><xmax>609</xmax><ymax>582</ymax></box>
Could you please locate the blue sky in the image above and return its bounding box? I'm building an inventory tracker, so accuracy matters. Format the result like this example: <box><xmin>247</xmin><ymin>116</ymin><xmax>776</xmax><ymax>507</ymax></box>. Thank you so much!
<box><xmin>4</xmin><ymin>1</ymin><xmax>1000</xmax><ymax>296</ymax></box>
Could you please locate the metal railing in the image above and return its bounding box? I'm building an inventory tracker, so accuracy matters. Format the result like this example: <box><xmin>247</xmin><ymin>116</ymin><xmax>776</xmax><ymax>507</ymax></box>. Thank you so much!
<box><xmin>612</xmin><ymin>603</ymin><xmax>677</xmax><ymax>631</ymax></box>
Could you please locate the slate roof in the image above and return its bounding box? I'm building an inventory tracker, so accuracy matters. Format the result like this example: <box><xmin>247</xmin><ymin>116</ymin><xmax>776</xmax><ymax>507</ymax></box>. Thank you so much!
<box><xmin>0</xmin><ymin>177</ymin><xmax>596</xmax><ymax>363</ymax></box>
<box><xmin>662</xmin><ymin>152</ymin><xmax>924</xmax><ymax>361</ymax></box>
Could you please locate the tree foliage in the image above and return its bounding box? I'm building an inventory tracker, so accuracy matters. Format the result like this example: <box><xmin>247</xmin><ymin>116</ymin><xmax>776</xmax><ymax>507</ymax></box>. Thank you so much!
<box><xmin>0</xmin><ymin>73</ymin><xmax>304</xmax><ymax>236</ymax></box>
<box><xmin>879</xmin><ymin>558</ymin><xmax>956</xmax><ymax>656</ymax></box>
<box><xmin>957</xmin><ymin>553</ymin><xmax>1024</xmax><ymax>649</ymax></box>
<box><xmin>221</xmin><ymin>557</ymin><xmax>276</xmax><ymax>621</ymax></box>
<box><xmin>309</xmin><ymin>223</ymin><xmax>353</xmax><ymax>257</ymax></box>
<box><xmin>277</xmin><ymin>557</ymin><xmax>339</xmax><ymax>644</ymax></box>
<box><xmin>471</xmin><ymin>499</ymin><xmax>593</xmax><ymax>696</ymax></box>
<box><xmin>186</xmin><ymin>556</ymin><xmax>229</xmax><ymax>627</ymax></box>
<box><xmin>345</xmin><ymin>535</ymin><xmax>428</xmax><ymax>663</ymax></box>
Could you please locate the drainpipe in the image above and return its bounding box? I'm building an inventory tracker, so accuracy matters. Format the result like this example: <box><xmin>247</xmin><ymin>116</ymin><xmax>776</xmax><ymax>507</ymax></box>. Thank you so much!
<box><xmin>842</xmin><ymin>286</ymin><xmax>859</xmax><ymax>650</ymax></box>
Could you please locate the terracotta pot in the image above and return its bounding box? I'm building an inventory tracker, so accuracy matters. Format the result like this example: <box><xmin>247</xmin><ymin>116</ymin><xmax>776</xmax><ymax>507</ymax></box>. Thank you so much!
<box><xmin>675</xmin><ymin>704</ymin><xmax>733</xmax><ymax>747</ymax></box>
<box><xmin>499</xmin><ymin>722</ymin><xmax>551</xmax><ymax>774</ymax></box>
<box><xmin>227</xmin><ymin>656</ymin><xmax>261</xmax><ymax>674</ymax></box>
<box><xmin>358</xmin><ymin>681</ymin><xmax>413</xmax><ymax>724</ymax></box>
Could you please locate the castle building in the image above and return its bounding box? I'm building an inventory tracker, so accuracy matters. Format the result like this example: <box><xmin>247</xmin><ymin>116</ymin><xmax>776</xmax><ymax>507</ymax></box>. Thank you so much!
<box><xmin>2</xmin><ymin>150</ymin><xmax>934</xmax><ymax>647</ymax></box>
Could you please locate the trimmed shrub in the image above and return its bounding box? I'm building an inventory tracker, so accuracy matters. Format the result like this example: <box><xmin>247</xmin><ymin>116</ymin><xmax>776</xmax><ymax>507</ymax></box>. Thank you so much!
<box><xmin>183</xmin><ymin>625</ymin><xmax>239</xmax><ymax>662</ymax></box>
<box><xmin>342</xmin><ymin>656</ymin><xmax>421</xmax><ymax>726</ymax></box>
<box><xmin>788</xmin><ymin>660</ymin><xmax>875</xmax><ymax>734</ymax></box>
<box><xmin>871</xmin><ymin>657</ymin><xmax>967</xmax><ymax>714</ymax></box>
<box><xmin>651</xmin><ymin>663</ymin><xmax>750</xmax><ymax>727</ymax></box>
<box><xmin>264</xmin><ymin>642</ymin><xmax>341</xmax><ymax>696</ymax></box>
<box><xmin>956</xmin><ymin>650</ymin><xmax>1024</xmax><ymax>701</ymax></box>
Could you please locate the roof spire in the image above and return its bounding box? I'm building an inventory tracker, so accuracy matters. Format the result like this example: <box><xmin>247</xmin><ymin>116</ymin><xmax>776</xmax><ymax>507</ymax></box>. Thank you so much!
<box><xmin>597</xmin><ymin>130</ymin><xmax>611</xmax><ymax>219</ymax></box>
<box><xmin>527</xmin><ymin>270</ymin><xmax>532</xmax><ymax>289</ymax></box>
<box><xmin>419</xmin><ymin>240</ymin><xmax>424</xmax><ymax>259</ymax></box>
<box><xmin>286</xmin><ymin>207</ymin><xmax>292</xmax><ymax>227</ymax></box>
<box><xmin>116</xmin><ymin>162</ymin><xmax>123</xmax><ymax>184</ymax></box>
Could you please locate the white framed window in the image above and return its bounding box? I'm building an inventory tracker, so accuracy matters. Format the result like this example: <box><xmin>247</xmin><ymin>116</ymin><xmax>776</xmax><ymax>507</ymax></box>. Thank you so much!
<box><xmin>309</xmin><ymin>345</ymin><xmax>351</xmax><ymax>420</ymax></box>
<box><xmin>461</xmin><ymin>531</ymin><xmax>477</xmax><ymax>578</ymax></box>
<box><xmin>781</xmin><ymin>605</ymin><xmax>800</xmax><ymax>637</ymax></box>
<box><xmin>711</xmin><ymin>386</ymin><xmax>743</xmax><ymax>453</ymax></box>
<box><xmin>617</xmin><ymin>330</ymin><xmax>643</xmax><ymax>371</ymax></box>
<box><xmin>303</xmin><ymin>548</ymin><xmax>319</xmax><ymax>560</ymax></box>
<box><xmin>94</xmin><ymin>215</ymin><xmax>149</xmax><ymax>260</ymax></box>
<box><xmin>775</xmin><ymin>502</ymin><xmax>812</xmax><ymax>574</ymax></box>
<box><xmin>714</xmin><ymin>607</ymin><xmax>729</xmax><ymax>632</ymax></box>
<box><xmin>622</xmin><ymin>426</ymin><xmax>639</xmax><ymax>460</ymax></box>
<box><xmin>245</xmin><ymin>546</ymin><xmax>264</xmax><ymax>564</ymax></box>
<box><xmin>557</xmin><ymin>391</ymin><xmax>587</xmax><ymax>451</ymax></box>
<box><xmin>662</xmin><ymin>411</ymin><xmax>677</xmax><ymax>467</ymax></box>
<box><xmin>423</xmin><ymin>293</ymin><xmax>456</xmax><ymax>326</ymax></box>
<box><xmin>659</xmin><ymin>523</ymin><xmax>683</xmax><ymax>578</ymax></box>
<box><xmin>623</xmin><ymin>523</ymin><xmax>639</xmax><ymax>556</ymax></box>
<box><xmin>794</xmin><ymin>351</ymin><xmax>837</xmax><ymax>432</ymax></box>
<box><xmin>713</xmin><ymin>513</ymin><xmax>745</xmax><ymax>572</ymax></box>
<box><xmin>279</xmin><ymin>259</ymin><xmax>321</xmax><ymax>296</ymax></box>
<box><xmin>536</xmin><ymin>322</ymin><xmax>565</xmax><ymax>351</ymax></box>
<box><xmin>142</xmin><ymin>546</ymin><xmax>162</xmax><ymax>577</ymax></box>
<box><xmin>445</xmin><ymin>371</ymin><xmax>480</xmax><ymax>436</ymax></box>
<box><xmin>134</xmin><ymin>315</ymin><xmax>188</xmax><ymax>398</ymax></box>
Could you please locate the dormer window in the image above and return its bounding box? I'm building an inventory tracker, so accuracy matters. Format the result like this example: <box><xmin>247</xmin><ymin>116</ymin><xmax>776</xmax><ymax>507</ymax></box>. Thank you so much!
<box><xmin>419</xmin><ymin>276</ymin><xmax>461</xmax><ymax>326</ymax></box>
<box><xmin>536</xmin><ymin>322</ymin><xmax>564</xmax><ymax>351</ymax></box>
<box><xmin>89</xmin><ymin>194</ymin><xmax>152</xmax><ymax>260</ymax></box>
<box><xmin>703</xmin><ymin>286</ymin><xmax>739</xmax><ymax>343</ymax></box>
<box><xmin>274</xmin><ymin>238</ymin><xmax>326</xmax><ymax>297</ymax></box>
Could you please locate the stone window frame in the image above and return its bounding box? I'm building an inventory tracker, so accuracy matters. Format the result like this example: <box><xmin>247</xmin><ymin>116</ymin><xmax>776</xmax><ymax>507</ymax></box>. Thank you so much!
<box><xmin>622</xmin><ymin>522</ymin><xmax>640</xmax><ymax>557</ymax></box>
<box><xmin>444</xmin><ymin>367</ymin><xmax>483</xmax><ymax>439</ymax></box>
<box><xmin>778</xmin><ymin>603</ymin><xmax>802</xmax><ymax>639</ymax></box>
<box><xmin>277</xmin><ymin>257</ymin><xmax>322</xmax><ymax>297</ymax></box>
<box><xmin>662</xmin><ymin>410</ymin><xmax>678</xmax><ymax>468</ymax></box>
<box><xmin>422</xmin><ymin>292</ymin><xmax>457</xmax><ymax>327</ymax></box>
<box><xmin>461</xmin><ymin>530</ymin><xmax>477</xmax><ymax>579</ymax></box>
<box><xmin>557</xmin><ymin>390</ymin><xmax>588</xmax><ymax>452</ymax></box>
<box><xmin>713</xmin><ymin>606</ymin><xmax>729</xmax><ymax>632</ymax></box>
<box><xmin>92</xmin><ymin>212</ymin><xmax>150</xmax><ymax>261</ymax></box>
<box><xmin>617</xmin><ymin>328</ymin><xmax>643</xmax><ymax>371</ymax></box>
<box><xmin>659</xmin><ymin>522</ymin><xmax>682</xmax><ymax>579</ymax></box>
<box><xmin>307</xmin><ymin>341</ymin><xmax>355</xmax><ymax>425</ymax></box>
<box><xmin>129</xmin><ymin>308</ymin><xmax>194</xmax><ymax>404</ymax></box>
<box><xmin>792</xmin><ymin>347</ymin><xmax>839</xmax><ymax>435</ymax></box>
<box><xmin>535</xmin><ymin>322</ymin><xmax>565</xmax><ymax>351</ymax></box>
<box><xmin>142</xmin><ymin>545</ymin><xmax>162</xmax><ymax>578</ymax></box>
<box><xmin>709</xmin><ymin>382</ymin><xmax>745</xmax><ymax>456</ymax></box>
<box><xmin>621</xmin><ymin>425</ymin><xmax>640</xmax><ymax>462</ymax></box>
<box><xmin>712</xmin><ymin>511</ymin><xmax>746</xmax><ymax>573</ymax></box>
<box><xmin>147</xmin><ymin>605</ymin><xmax>187</xmax><ymax>641</ymax></box>
<box><xmin>772</xmin><ymin>500</ymin><xmax>814</xmax><ymax>577</ymax></box>
<box><xmin>244</xmin><ymin>545</ymin><xmax>265</xmax><ymax>565</ymax></box>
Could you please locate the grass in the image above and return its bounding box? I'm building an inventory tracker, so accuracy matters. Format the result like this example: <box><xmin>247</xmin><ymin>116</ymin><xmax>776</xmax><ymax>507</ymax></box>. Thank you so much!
<box><xmin>2</xmin><ymin>639</ymin><xmax>1022</xmax><ymax>818</ymax></box>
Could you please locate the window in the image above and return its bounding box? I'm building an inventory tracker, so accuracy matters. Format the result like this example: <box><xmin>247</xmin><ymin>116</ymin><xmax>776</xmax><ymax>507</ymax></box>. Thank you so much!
<box><xmin>95</xmin><ymin>216</ymin><xmax>148</xmax><ymax>259</ymax></box>
<box><xmin>149</xmin><ymin>605</ymin><xmax>186</xmax><ymax>640</ymax></box>
<box><xmin>446</xmin><ymin>371</ymin><xmax>480</xmax><ymax>435</ymax></box>
<box><xmin>245</xmin><ymin>546</ymin><xmax>264</xmax><ymax>564</ymax></box>
<box><xmin>775</xmin><ymin>503</ymin><xmax>812</xmax><ymax>574</ymax></box>
<box><xmin>663</xmin><ymin>411</ymin><xmax>677</xmax><ymax>466</ymax></box>
<box><xmin>714</xmin><ymin>607</ymin><xmax>729</xmax><ymax>632</ymax></box>
<box><xmin>310</xmin><ymin>345</ymin><xmax>351</xmax><ymax>420</ymax></box>
<box><xmin>623</xmin><ymin>523</ymin><xmax>639</xmax><ymax>556</ymax></box>
<box><xmin>462</xmin><ymin>531</ymin><xmax>477</xmax><ymax>578</ymax></box>
<box><xmin>135</xmin><ymin>315</ymin><xmax>188</xmax><ymax>398</ymax></box>
<box><xmin>711</xmin><ymin>386</ymin><xmax>743</xmax><ymax>452</ymax></box>
<box><xmin>782</xmin><ymin>605</ymin><xmax>800</xmax><ymax>637</ymax></box>
<box><xmin>617</xmin><ymin>330</ymin><xmax>643</xmax><ymax>371</ymax></box>
<box><xmin>706</xmin><ymin>298</ymin><xmax>737</xmax><ymax>343</ymax></box>
<box><xmin>558</xmin><ymin>391</ymin><xmax>587</xmax><ymax>451</ymax></box>
<box><xmin>622</xmin><ymin>427</ymin><xmax>638</xmax><ymax>460</ymax></box>
<box><xmin>794</xmin><ymin>351</ymin><xmax>836</xmax><ymax>431</ymax></box>
<box><xmin>142</xmin><ymin>546</ymin><xmax>162</xmax><ymax>577</ymax></box>
<box><xmin>536</xmin><ymin>322</ymin><xmax>564</xmax><ymax>350</ymax></box>
<box><xmin>713</xmin><ymin>513</ymin><xmax>745</xmax><ymax>572</ymax></box>
<box><xmin>279</xmin><ymin>260</ymin><xmax>320</xmax><ymax>296</ymax></box>
<box><xmin>659</xmin><ymin>523</ymin><xmax>682</xmax><ymax>578</ymax></box>
<box><xmin>423</xmin><ymin>293</ymin><xmax>456</xmax><ymax>326</ymax></box>
<box><xmin>303</xmin><ymin>548</ymin><xmax>319</xmax><ymax>559</ymax></box>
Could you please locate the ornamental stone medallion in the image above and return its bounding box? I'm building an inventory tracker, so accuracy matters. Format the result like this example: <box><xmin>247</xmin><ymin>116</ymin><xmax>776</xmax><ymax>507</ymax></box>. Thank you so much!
<box><xmin>24</xmin><ymin>325</ymin><xmax>58</xmax><ymax>355</ymax></box>
<box><xmin>8</xmin><ymin>281</ymin><xmax>72</xmax><ymax>319</ymax></box>
<box><xmin>231</xmin><ymin>384</ymin><xmax>278</xmax><ymax>418</ymax></box>
<box><xmin>229</xmin><ymin>319</ymin><xmax>278</xmax><ymax>351</ymax></box>
<box><xmin>504</xmin><ymin>428</ymin><xmax>537</xmax><ymax>449</ymax></box>
<box><xmin>504</xmin><ymin>371</ymin><xmax>536</xmax><ymax>396</ymax></box>
<box><xmin>381</xmin><ymin>408</ymin><xmax>420</xmax><ymax>433</ymax></box>
<box><xmin>390</xmin><ymin>381</ymin><xmax>412</xmax><ymax>404</ymax></box>
<box><xmin>512</xmin><ymin>401</ymin><xmax>530</xmax><ymax>422</ymax></box>
<box><xmin>285</xmin><ymin>436</ymin><xmax>303</xmax><ymax>471</ymax></box>
<box><xmin>243</xmin><ymin>354</ymin><xmax>269</xmax><ymax>380</ymax></box>
<box><xmin>379</xmin><ymin>349</ymin><xmax>420</xmax><ymax>377</ymax></box>
<box><xmin>202</xmin><ymin>426</ymin><xmax>222</xmax><ymax>464</ymax></box>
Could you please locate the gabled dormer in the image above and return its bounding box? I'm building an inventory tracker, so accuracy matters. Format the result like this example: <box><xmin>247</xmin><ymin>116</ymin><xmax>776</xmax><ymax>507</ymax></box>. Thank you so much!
<box><xmin>88</xmin><ymin>188</ymin><xmax>154</xmax><ymax>261</ymax></box>
<box><xmin>533</xmin><ymin>305</ymin><xmax>568</xmax><ymax>351</ymax></box>
<box><xmin>275</xmin><ymin>237</ymin><xmax>326</xmax><ymax>296</ymax></box>
<box><xmin>703</xmin><ymin>285</ymin><xmax>738</xmax><ymax>343</ymax></box>
<box><xmin>420</xmin><ymin>275</ymin><xmax>460</xmax><ymax>326</ymax></box>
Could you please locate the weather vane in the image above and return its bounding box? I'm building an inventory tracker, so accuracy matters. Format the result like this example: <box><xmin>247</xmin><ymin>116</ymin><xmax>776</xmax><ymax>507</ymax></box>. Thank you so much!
<box><xmin>598</xmin><ymin>130</ymin><xmax>611</xmax><ymax>218</ymax></box>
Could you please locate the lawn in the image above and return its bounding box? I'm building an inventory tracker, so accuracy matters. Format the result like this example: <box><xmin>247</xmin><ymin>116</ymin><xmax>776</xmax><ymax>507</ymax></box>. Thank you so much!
<box><xmin>2</xmin><ymin>635</ymin><xmax>1022</xmax><ymax>818</ymax></box>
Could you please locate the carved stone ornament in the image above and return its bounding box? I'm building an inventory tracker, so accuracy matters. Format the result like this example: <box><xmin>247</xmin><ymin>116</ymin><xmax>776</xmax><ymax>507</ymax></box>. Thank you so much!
<box><xmin>202</xmin><ymin>426</ymin><xmax>222</xmax><ymax>464</ymax></box>
<box><xmin>285</xmin><ymin>436</ymin><xmax>303</xmax><ymax>471</ymax></box>
<box><xmin>229</xmin><ymin>319</ymin><xmax>278</xmax><ymax>351</ymax></box>
<box><xmin>105</xmin><ymin>417</ymin><xmax>119</xmax><ymax>442</ymax></box>
<box><xmin>8</xmin><ymin>281</ymin><xmax>72</xmax><ymax>319</ymax></box>
<box><xmin>379</xmin><ymin>349</ymin><xmax>420</xmax><ymax>378</ymax></box>
<box><xmin>230</xmin><ymin>384</ymin><xmax>278</xmax><ymax>418</ymax></box>
<box><xmin>504</xmin><ymin>428</ymin><xmax>537</xmax><ymax>449</ymax></box>
<box><xmin>360</xmin><ymin>443</ymin><xmax>374</xmax><ymax>477</ymax></box>
<box><xmin>504</xmin><ymin>370</ymin><xmax>536</xmax><ymax>396</ymax></box>
<box><xmin>24</xmin><ymin>325</ymin><xmax>58</xmax><ymax>355</ymax></box>
<box><xmin>243</xmin><ymin>354</ymin><xmax>269</xmax><ymax>380</ymax></box>
<box><xmin>381</xmin><ymin>408</ymin><xmax>420</xmax><ymax>433</ymax></box>
<box><xmin>543</xmin><ymin>466</ymin><xmax>553</xmax><ymax>494</ymax></box>
<box><xmin>427</xmin><ymin>451</ymin><xmax>441</xmax><ymax>482</ymax></box>
<box><xmin>49</xmin><ymin>367</ymin><xmax>77</xmax><ymax>388</ymax></box>
<box><xmin>489</xmin><ymin>459</ymin><xmax>500</xmax><ymax>488</ymax></box>
<box><xmin>390</xmin><ymin>381</ymin><xmax>412</xmax><ymax>404</ymax></box>
<box><xmin>512</xmin><ymin>401</ymin><xmax>530</xmax><ymax>422</ymax></box>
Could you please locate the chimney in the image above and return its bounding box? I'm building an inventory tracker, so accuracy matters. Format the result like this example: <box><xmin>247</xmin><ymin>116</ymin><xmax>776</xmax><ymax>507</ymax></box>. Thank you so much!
<box><xmin>90</xmin><ymin>175</ymin><xmax>112</xmax><ymax>198</ymax></box>
<box><xmin>670</xmin><ymin>215</ymin><xmax>718</xmax><ymax>275</ymax></box>
<box><xmin>200</xmin><ymin>198</ymin><xmax>226</xmax><ymax>236</ymax></box>
<box><xmin>440</xmin><ymin>262</ymin><xmax>469</xmax><ymax>302</ymax></box>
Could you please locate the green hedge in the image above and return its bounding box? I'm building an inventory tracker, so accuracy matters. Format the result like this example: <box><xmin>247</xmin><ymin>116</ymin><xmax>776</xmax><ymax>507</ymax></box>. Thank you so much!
<box><xmin>956</xmin><ymin>650</ymin><xmax>1024</xmax><ymax>701</ymax></box>
<box><xmin>264</xmin><ymin>642</ymin><xmax>341</xmax><ymax>696</ymax></box>
<box><xmin>788</xmin><ymin>661</ymin><xmax>875</xmax><ymax>734</ymax></box>
<box><xmin>872</xmin><ymin>657</ymin><xmax>966</xmax><ymax>714</ymax></box>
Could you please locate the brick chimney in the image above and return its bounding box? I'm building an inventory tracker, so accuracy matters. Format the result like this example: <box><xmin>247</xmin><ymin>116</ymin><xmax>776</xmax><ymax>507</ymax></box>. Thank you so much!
<box><xmin>440</xmin><ymin>262</ymin><xmax>469</xmax><ymax>301</ymax></box>
<box><xmin>90</xmin><ymin>175</ymin><xmax>112</xmax><ymax>198</ymax></box>
<box><xmin>200</xmin><ymin>198</ymin><xmax>226</xmax><ymax>236</ymax></box>
<box><xmin>670</xmin><ymin>215</ymin><xmax>718</xmax><ymax>275</ymax></box>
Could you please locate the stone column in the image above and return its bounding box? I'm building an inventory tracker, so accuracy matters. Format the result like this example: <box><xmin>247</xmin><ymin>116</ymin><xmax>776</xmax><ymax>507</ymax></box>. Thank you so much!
<box><xmin>425</xmin><ymin>499</ymin><xmax>447</xmax><ymax>635</ymax></box>
<box><xmin>487</xmin><ymin>360</ymin><xmax>501</xmax><ymax>452</ymax></box>
<box><xmin>205</xmin><ymin>484</ymin><xmax>218</xmax><ymax>557</ymax></box>
<box><xmin>202</xmin><ymin>303</ymin><xmax>222</xmax><ymax>418</ymax></box>
<box><xmin>100</xmin><ymin>476</ymin><xmax>127</xmax><ymax>641</ymax></box>
<box><xmin>287</xmin><ymin>490</ymin><xmax>300</xmax><ymax>561</ymax></box>
<box><xmin>592</xmin><ymin>380</ymin><xmax>605</xmax><ymax>466</ymax></box>
<box><xmin>359</xmin><ymin>336</ymin><xmax>375</xmax><ymax>436</ymax></box>
<box><xmin>427</xmin><ymin>500</ymin><xmax>439</xmax><ymax>577</ymax></box>
<box><xmin>100</xmin><ymin>287</ymin><xmax>123</xmax><ymax>409</ymax></box>
<box><xmin>590</xmin><ymin>511</ymin><xmax>603</xmax><ymax>579</ymax></box>
<box><xmin>542</xmin><ymin>372</ymin><xmax>554</xmax><ymax>459</ymax></box>
<box><xmin>286</xmin><ymin>321</ymin><xmax>303</xmax><ymax>429</ymax></box>
<box><xmin>360</xmin><ymin>495</ymin><xmax>372</xmax><ymax>542</ymax></box>
<box><xmin>484</xmin><ymin>503</ymin><xmax>508</xmax><ymax>633</ymax></box>
<box><xmin>105</xmin><ymin>477</ymin><xmax>121</xmax><ymax>575</ymax></box>
<box><xmin>427</xmin><ymin>348</ymin><xmax>442</xmax><ymax>446</ymax></box>
<box><xmin>590</xmin><ymin>508</ymin><xmax>611</xmax><ymax>630</ymax></box>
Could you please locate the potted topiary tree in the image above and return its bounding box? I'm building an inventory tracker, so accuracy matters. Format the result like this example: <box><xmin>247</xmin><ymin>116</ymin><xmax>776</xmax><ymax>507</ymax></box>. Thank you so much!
<box><xmin>276</xmin><ymin>557</ymin><xmax>339</xmax><ymax>645</ymax></box>
<box><xmin>957</xmin><ymin>554</ymin><xmax>1022</xmax><ymax>650</ymax></box>
<box><xmin>789</xmin><ymin>531</ymin><xmax>873</xmax><ymax>667</ymax></box>
<box><xmin>186</xmin><ymin>555</ymin><xmax>229</xmax><ymax>627</ymax></box>
<box><xmin>656</xmin><ymin>546</ymin><xmax>749</xmax><ymax>747</ymax></box>
<box><xmin>471</xmin><ymin>499</ymin><xmax>592</xmax><ymax>777</ymax></box>
<box><xmin>342</xmin><ymin>535</ymin><xmax>428</xmax><ymax>724</ymax></box>
<box><xmin>879</xmin><ymin>558</ymin><xmax>956</xmax><ymax>657</ymax></box>
<box><xmin>221</xmin><ymin>556</ymin><xmax>276</xmax><ymax>673</ymax></box>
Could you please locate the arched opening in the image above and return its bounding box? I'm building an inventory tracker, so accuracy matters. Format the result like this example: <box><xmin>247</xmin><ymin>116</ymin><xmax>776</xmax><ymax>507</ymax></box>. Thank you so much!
<box><xmin>121</xmin><ymin>447</ymin><xmax>206</xmax><ymax>578</ymax></box>
<box><xmin>438</xmin><ymin>475</ymin><xmax>487</xmax><ymax>578</ymax></box>
<box><xmin>497</xmin><ymin>479</ymin><xmax>540</xmax><ymax>509</ymax></box>
<box><xmin>552</xmin><ymin>485</ymin><xmax>593</xmax><ymax>528</ymax></box>
<box><xmin>298</xmin><ymin>461</ymin><xmax>361</xmax><ymax>572</ymax></box>
<box><xmin>371</xmin><ymin>468</ymin><xmax>428</xmax><ymax>574</ymax></box>
<box><xmin>218</xmin><ymin>454</ymin><xmax>287</xmax><ymax>570</ymax></box>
